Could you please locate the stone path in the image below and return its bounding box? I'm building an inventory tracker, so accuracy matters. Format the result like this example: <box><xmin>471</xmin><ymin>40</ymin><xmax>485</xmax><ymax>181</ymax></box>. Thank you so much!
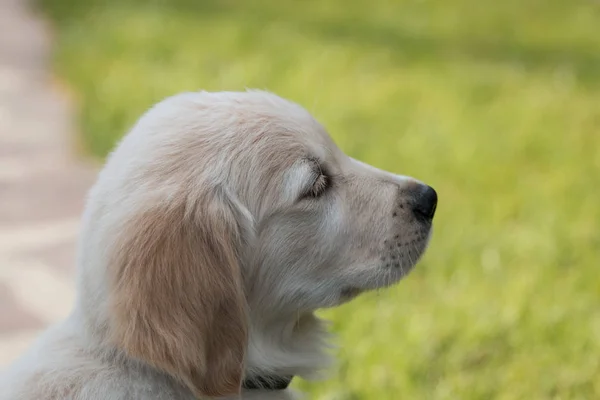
<box><xmin>0</xmin><ymin>0</ymin><xmax>96</xmax><ymax>367</ymax></box>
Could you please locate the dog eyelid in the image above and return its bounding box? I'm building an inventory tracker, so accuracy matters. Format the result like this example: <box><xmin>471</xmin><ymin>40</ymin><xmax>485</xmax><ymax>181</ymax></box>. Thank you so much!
<box><xmin>299</xmin><ymin>157</ymin><xmax>330</xmax><ymax>200</ymax></box>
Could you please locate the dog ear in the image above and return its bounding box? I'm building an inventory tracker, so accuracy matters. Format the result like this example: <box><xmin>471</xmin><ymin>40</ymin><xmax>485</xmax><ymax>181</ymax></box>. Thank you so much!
<box><xmin>108</xmin><ymin>188</ymin><xmax>248</xmax><ymax>398</ymax></box>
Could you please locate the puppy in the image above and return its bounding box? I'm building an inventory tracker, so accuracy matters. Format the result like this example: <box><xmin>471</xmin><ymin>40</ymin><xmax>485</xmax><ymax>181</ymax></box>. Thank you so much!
<box><xmin>0</xmin><ymin>90</ymin><xmax>437</xmax><ymax>399</ymax></box>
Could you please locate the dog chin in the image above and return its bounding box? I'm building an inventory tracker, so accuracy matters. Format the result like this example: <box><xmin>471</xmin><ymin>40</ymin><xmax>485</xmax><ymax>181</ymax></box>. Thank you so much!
<box><xmin>340</xmin><ymin>286</ymin><xmax>363</xmax><ymax>301</ymax></box>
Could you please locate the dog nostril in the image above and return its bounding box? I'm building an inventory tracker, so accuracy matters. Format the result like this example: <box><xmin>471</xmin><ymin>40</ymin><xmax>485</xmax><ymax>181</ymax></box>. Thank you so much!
<box><xmin>411</xmin><ymin>184</ymin><xmax>438</xmax><ymax>220</ymax></box>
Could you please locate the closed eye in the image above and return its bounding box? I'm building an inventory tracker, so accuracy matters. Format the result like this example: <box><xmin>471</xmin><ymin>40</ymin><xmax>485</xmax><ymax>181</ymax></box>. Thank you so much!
<box><xmin>299</xmin><ymin>158</ymin><xmax>331</xmax><ymax>200</ymax></box>
<box><xmin>302</xmin><ymin>173</ymin><xmax>329</xmax><ymax>199</ymax></box>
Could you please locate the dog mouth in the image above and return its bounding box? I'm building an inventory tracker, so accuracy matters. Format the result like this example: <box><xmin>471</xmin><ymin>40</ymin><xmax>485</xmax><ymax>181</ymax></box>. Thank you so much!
<box><xmin>375</xmin><ymin>227</ymin><xmax>433</xmax><ymax>284</ymax></box>
<box><xmin>340</xmin><ymin>286</ymin><xmax>363</xmax><ymax>299</ymax></box>
<box><xmin>335</xmin><ymin>228</ymin><xmax>433</xmax><ymax>304</ymax></box>
<box><xmin>382</xmin><ymin>235</ymin><xmax>429</xmax><ymax>268</ymax></box>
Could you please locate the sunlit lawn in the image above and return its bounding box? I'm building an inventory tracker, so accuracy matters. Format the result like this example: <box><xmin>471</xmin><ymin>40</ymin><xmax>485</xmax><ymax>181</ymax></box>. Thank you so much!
<box><xmin>39</xmin><ymin>0</ymin><xmax>600</xmax><ymax>398</ymax></box>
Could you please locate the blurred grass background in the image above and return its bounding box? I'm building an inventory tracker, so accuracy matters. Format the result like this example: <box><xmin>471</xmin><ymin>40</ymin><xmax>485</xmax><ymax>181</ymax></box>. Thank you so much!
<box><xmin>37</xmin><ymin>0</ymin><xmax>600</xmax><ymax>398</ymax></box>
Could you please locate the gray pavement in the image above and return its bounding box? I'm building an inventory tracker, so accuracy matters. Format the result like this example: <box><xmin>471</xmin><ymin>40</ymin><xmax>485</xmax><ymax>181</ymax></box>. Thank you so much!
<box><xmin>0</xmin><ymin>0</ymin><xmax>96</xmax><ymax>367</ymax></box>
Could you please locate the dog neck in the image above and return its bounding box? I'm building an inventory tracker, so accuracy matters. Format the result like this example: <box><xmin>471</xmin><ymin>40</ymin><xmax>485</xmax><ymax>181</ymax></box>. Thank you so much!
<box><xmin>244</xmin><ymin>311</ymin><xmax>333</xmax><ymax>383</ymax></box>
<box><xmin>74</xmin><ymin>297</ymin><xmax>333</xmax><ymax>393</ymax></box>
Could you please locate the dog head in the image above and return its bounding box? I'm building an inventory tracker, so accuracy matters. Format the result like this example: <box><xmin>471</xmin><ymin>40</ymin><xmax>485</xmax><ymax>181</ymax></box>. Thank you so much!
<box><xmin>77</xmin><ymin>90</ymin><xmax>436</xmax><ymax>397</ymax></box>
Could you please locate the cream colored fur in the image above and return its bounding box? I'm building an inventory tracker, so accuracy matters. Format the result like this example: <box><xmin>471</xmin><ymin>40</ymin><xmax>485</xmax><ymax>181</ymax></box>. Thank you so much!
<box><xmin>0</xmin><ymin>90</ymin><xmax>435</xmax><ymax>399</ymax></box>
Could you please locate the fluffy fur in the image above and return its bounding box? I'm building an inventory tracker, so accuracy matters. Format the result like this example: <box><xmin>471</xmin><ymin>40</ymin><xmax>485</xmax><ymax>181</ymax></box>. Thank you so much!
<box><xmin>0</xmin><ymin>90</ymin><xmax>436</xmax><ymax>399</ymax></box>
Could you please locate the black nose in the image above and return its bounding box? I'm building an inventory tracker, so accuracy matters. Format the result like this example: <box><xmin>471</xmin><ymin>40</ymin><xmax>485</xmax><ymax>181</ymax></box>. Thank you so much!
<box><xmin>411</xmin><ymin>184</ymin><xmax>437</xmax><ymax>220</ymax></box>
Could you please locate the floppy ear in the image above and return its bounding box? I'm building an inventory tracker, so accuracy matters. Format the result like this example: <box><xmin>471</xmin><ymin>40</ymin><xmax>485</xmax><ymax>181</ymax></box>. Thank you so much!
<box><xmin>108</xmin><ymin>188</ymin><xmax>248</xmax><ymax>398</ymax></box>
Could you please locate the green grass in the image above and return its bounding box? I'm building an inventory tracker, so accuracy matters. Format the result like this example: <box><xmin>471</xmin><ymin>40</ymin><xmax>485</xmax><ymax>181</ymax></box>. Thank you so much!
<box><xmin>39</xmin><ymin>0</ymin><xmax>600</xmax><ymax>398</ymax></box>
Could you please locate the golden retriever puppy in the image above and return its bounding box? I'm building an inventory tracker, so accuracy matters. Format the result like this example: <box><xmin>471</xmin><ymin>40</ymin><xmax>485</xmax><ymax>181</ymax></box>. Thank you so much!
<box><xmin>0</xmin><ymin>90</ymin><xmax>437</xmax><ymax>400</ymax></box>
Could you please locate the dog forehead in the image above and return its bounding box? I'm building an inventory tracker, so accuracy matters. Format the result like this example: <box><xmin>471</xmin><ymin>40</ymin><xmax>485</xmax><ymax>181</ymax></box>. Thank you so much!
<box><xmin>144</xmin><ymin>90</ymin><xmax>339</xmax><ymax>174</ymax></box>
<box><xmin>220</xmin><ymin>95</ymin><xmax>336</xmax><ymax>157</ymax></box>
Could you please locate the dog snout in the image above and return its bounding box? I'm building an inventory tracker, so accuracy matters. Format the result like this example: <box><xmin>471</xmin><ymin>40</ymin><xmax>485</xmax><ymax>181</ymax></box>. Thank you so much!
<box><xmin>410</xmin><ymin>184</ymin><xmax>437</xmax><ymax>220</ymax></box>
